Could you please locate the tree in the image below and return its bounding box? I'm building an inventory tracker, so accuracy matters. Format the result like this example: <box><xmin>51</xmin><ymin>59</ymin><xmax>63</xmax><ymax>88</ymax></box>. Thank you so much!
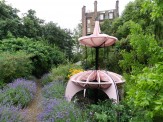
<box><xmin>43</xmin><ymin>22</ymin><xmax>74</xmax><ymax>60</ymax></box>
<box><xmin>21</xmin><ymin>9</ymin><xmax>44</xmax><ymax>39</ymax></box>
<box><xmin>126</xmin><ymin>63</ymin><xmax>163</xmax><ymax>121</ymax></box>
<box><xmin>71</xmin><ymin>23</ymin><xmax>83</xmax><ymax>62</ymax></box>
<box><xmin>0</xmin><ymin>0</ymin><xmax>21</xmax><ymax>39</ymax></box>
<box><xmin>119</xmin><ymin>21</ymin><xmax>163</xmax><ymax>122</ymax></box>
<box><xmin>142</xmin><ymin>0</ymin><xmax>163</xmax><ymax>19</ymax></box>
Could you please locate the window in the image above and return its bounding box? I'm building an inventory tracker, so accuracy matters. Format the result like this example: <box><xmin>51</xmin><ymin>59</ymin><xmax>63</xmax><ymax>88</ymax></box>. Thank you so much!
<box><xmin>108</xmin><ymin>12</ymin><xmax>113</xmax><ymax>19</ymax></box>
<box><xmin>87</xmin><ymin>27</ymin><xmax>91</xmax><ymax>33</ymax></box>
<box><xmin>100</xmin><ymin>14</ymin><xmax>104</xmax><ymax>20</ymax></box>
<box><xmin>87</xmin><ymin>19</ymin><xmax>90</xmax><ymax>24</ymax></box>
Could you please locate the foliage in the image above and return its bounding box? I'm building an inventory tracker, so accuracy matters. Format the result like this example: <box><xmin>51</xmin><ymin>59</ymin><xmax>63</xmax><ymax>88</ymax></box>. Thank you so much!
<box><xmin>67</xmin><ymin>68</ymin><xmax>84</xmax><ymax>79</ymax></box>
<box><xmin>88</xmin><ymin>100</ymin><xmax>132</xmax><ymax>122</ymax></box>
<box><xmin>118</xmin><ymin>15</ymin><xmax>163</xmax><ymax>122</ymax></box>
<box><xmin>141</xmin><ymin>0</ymin><xmax>163</xmax><ymax>43</ymax></box>
<box><xmin>50</xmin><ymin>64</ymin><xmax>82</xmax><ymax>82</ymax></box>
<box><xmin>72</xmin><ymin>23</ymin><xmax>83</xmax><ymax>62</ymax></box>
<box><xmin>0</xmin><ymin>1</ymin><xmax>75</xmax><ymax>60</ymax></box>
<box><xmin>126</xmin><ymin>63</ymin><xmax>163</xmax><ymax>121</ymax></box>
<box><xmin>0</xmin><ymin>104</ymin><xmax>23</xmax><ymax>122</ymax></box>
<box><xmin>119</xmin><ymin>21</ymin><xmax>162</xmax><ymax>74</ymax></box>
<box><xmin>81</xmin><ymin>45</ymin><xmax>122</xmax><ymax>73</ymax></box>
<box><xmin>43</xmin><ymin>22</ymin><xmax>74</xmax><ymax>60</ymax></box>
<box><xmin>0</xmin><ymin>38</ymin><xmax>65</xmax><ymax>77</ymax></box>
<box><xmin>38</xmin><ymin>79</ymin><xmax>87</xmax><ymax>122</ymax></box>
<box><xmin>0</xmin><ymin>51</ymin><xmax>33</xmax><ymax>83</ymax></box>
<box><xmin>38</xmin><ymin>98</ymin><xmax>86</xmax><ymax>122</ymax></box>
<box><xmin>21</xmin><ymin>9</ymin><xmax>44</xmax><ymax>39</ymax></box>
<box><xmin>0</xmin><ymin>0</ymin><xmax>21</xmax><ymax>40</ymax></box>
<box><xmin>42</xmin><ymin>81</ymin><xmax>65</xmax><ymax>99</ymax></box>
<box><xmin>40</xmin><ymin>73</ymin><xmax>52</xmax><ymax>86</ymax></box>
<box><xmin>101</xmin><ymin>0</ymin><xmax>163</xmax><ymax>44</ymax></box>
<box><xmin>142</xmin><ymin>0</ymin><xmax>163</xmax><ymax>19</ymax></box>
<box><xmin>0</xmin><ymin>78</ymin><xmax>36</xmax><ymax>108</ymax></box>
<box><xmin>49</xmin><ymin>65</ymin><xmax>69</xmax><ymax>82</ymax></box>
<box><xmin>40</xmin><ymin>64</ymin><xmax>83</xmax><ymax>85</ymax></box>
<box><xmin>72</xmin><ymin>23</ymin><xmax>82</xmax><ymax>47</ymax></box>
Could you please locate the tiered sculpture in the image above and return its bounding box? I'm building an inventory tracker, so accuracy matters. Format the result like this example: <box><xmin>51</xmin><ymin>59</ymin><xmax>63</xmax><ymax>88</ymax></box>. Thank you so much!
<box><xmin>65</xmin><ymin>20</ymin><xmax>125</xmax><ymax>102</ymax></box>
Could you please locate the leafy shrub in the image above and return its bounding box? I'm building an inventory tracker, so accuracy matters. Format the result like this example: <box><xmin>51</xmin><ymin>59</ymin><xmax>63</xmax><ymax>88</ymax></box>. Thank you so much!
<box><xmin>67</xmin><ymin>68</ymin><xmax>84</xmax><ymax>79</ymax></box>
<box><xmin>0</xmin><ymin>38</ymin><xmax>66</xmax><ymax>77</ymax></box>
<box><xmin>126</xmin><ymin>63</ymin><xmax>163</xmax><ymax>121</ymax></box>
<box><xmin>0</xmin><ymin>51</ymin><xmax>33</xmax><ymax>83</ymax></box>
<box><xmin>0</xmin><ymin>78</ymin><xmax>36</xmax><ymax>108</ymax></box>
<box><xmin>50</xmin><ymin>64</ymin><xmax>71</xmax><ymax>82</ymax></box>
<box><xmin>42</xmin><ymin>81</ymin><xmax>65</xmax><ymax>99</ymax></box>
<box><xmin>39</xmin><ymin>77</ymin><xmax>89</xmax><ymax>121</ymax></box>
<box><xmin>40</xmin><ymin>73</ymin><xmax>52</xmax><ymax>86</ymax></box>
<box><xmin>50</xmin><ymin>64</ymin><xmax>82</xmax><ymax>82</ymax></box>
<box><xmin>88</xmin><ymin>100</ymin><xmax>132</xmax><ymax>122</ymax></box>
<box><xmin>119</xmin><ymin>21</ymin><xmax>163</xmax><ymax>74</ymax></box>
<box><xmin>38</xmin><ymin>98</ymin><xmax>86</xmax><ymax>122</ymax></box>
<box><xmin>0</xmin><ymin>104</ymin><xmax>23</xmax><ymax>122</ymax></box>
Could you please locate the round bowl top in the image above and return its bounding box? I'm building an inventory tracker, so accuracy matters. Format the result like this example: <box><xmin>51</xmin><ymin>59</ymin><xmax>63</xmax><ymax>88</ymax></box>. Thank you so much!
<box><xmin>70</xmin><ymin>70</ymin><xmax>125</xmax><ymax>89</ymax></box>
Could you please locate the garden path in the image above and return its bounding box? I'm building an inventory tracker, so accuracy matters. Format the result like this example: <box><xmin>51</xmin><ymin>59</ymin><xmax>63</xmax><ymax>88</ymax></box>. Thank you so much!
<box><xmin>22</xmin><ymin>80</ymin><xmax>42</xmax><ymax>122</ymax></box>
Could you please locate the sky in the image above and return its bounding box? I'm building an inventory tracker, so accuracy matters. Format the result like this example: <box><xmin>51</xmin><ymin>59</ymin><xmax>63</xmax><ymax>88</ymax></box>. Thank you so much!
<box><xmin>6</xmin><ymin>0</ymin><xmax>133</xmax><ymax>31</ymax></box>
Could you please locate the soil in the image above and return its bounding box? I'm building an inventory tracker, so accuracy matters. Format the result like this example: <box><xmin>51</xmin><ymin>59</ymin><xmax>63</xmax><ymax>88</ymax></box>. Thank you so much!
<box><xmin>21</xmin><ymin>81</ymin><xmax>42</xmax><ymax>122</ymax></box>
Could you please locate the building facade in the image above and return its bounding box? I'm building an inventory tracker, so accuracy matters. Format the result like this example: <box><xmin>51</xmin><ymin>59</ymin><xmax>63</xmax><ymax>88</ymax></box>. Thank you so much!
<box><xmin>82</xmin><ymin>0</ymin><xmax>119</xmax><ymax>36</ymax></box>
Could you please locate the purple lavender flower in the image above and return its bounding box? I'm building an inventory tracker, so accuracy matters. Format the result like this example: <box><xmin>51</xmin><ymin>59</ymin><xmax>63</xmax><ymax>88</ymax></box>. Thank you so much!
<box><xmin>0</xmin><ymin>104</ymin><xmax>23</xmax><ymax>122</ymax></box>
<box><xmin>37</xmin><ymin>98</ymin><xmax>83</xmax><ymax>121</ymax></box>
<box><xmin>0</xmin><ymin>78</ymin><xmax>37</xmax><ymax>108</ymax></box>
<box><xmin>42</xmin><ymin>81</ymin><xmax>65</xmax><ymax>99</ymax></box>
<box><xmin>7</xmin><ymin>78</ymin><xmax>36</xmax><ymax>98</ymax></box>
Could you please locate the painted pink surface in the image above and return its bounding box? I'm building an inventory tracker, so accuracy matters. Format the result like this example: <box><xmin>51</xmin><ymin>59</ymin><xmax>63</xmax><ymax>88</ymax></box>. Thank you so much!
<box><xmin>65</xmin><ymin>70</ymin><xmax>124</xmax><ymax>102</ymax></box>
<box><xmin>78</xmin><ymin>21</ymin><xmax>118</xmax><ymax>47</ymax></box>
<box><xmin>65</xmin><ymin>21</ymin><xmax>124</xmax><ymax>102</ymax></box>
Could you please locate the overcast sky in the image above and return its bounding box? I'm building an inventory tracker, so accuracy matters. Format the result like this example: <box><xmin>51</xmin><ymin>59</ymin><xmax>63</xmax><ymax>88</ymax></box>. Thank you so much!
<box><xmin>6</xmin><ymin>0</ymin><xmax>133</xmax><ymax>30</ymax></box>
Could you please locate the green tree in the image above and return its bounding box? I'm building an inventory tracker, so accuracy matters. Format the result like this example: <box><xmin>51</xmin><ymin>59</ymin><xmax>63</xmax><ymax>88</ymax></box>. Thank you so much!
<box><xmin>72</xmin><ymin>23</ymin><xmax>83</xmax><ymax>62</ymax></box>
<box><xmin>142</xmin><ymin>0</ymin><xmax>163</xmax><ymax>19</ymax></box>
<box><xmin>43</xmin><ymin>22</ymin><xmax>74</xmax><ymax>60</ymax></box>
<box><xmin>119</xmin><ymin>21</ymin><xmax>163</xmax><ymax>121</ymax></box>
<box><xmin>21</xmin><ymin>9</ymin><xmax>44</xmax><ymax>39</ymax></box>
<box><xmin>126</xmin><ymin>63</ymin><xmax>163</xmax><ymax>121</ymax></box>
<box><xmin>0</xmin><ymin>38</ymin><xmax>66</xmax><ymax>77</ymax></box>
<box><xmin>0</xmin><ymin>0</ymin><xmax>21</xmax><ymax>39</ymax></box>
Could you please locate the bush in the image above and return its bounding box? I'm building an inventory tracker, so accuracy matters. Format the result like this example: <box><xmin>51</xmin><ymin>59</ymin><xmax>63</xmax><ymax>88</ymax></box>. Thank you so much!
<box><xmin>42</xmin><ymin>81</ymin><xmax>65</xmax><ymax>99</ymax></box>
<box><xmin>38</xmin><ymin>98</ymin><xmax>86</xmax><ymax>122</ymax></box>
<box><xmin>50</xmin><ymin>64</ymin><xmax>83</xmax><ymax>82</ymax></box>
<box><xmin>88</xmin><ymin>100</ymin><xmax>132</xmax><ymax>122</ymax></box>
<box><xmin>40</xmin><ymin>64</ymin><xmax>83</xmax><ymax>86</ymax></box>
<box><xmin>0</xmin><ymin>51</ymin><xmax>33</xmax><ymax>83</ymax></box>
<box><xmin>39</xmin><ymin>77</ymin><xmax>88</xmax><ymax>121</ymax></box>
<box><xmin>0</xmin><ymin>78</ymin><xmax>36</xmax><ymax>108</ymax></box>
<box><xmin>0</xmin><ymin>104</ymin><xmax>23</xmax><ymax>122</ymax></box>
<box><xmin>67</xmin><ymin>68</ymin><xmax>84</xmax><ymax>79</ymax></box>
<box><xmin>50</xmin><ymin>64</ymin><xmax>71</xmax><ymax>82</ymax></box>
<box><xmin>40</xmin><ymin>73</ymin><xmax>52</xmax><ymax>86</ymax></box>
<box><xmin>126</xmin><ymin>63</ymin><xmax>163</xmax><ymax>121</ymax></box>
<box><xmin>0</xmin><ymin>38</ymin><xmax>66</xmax><ymax>77</ymax></box>
<box><xmin>86</xmin><ymin>100</ymin><xmax>132</xmax><ymax>122</ymax></box>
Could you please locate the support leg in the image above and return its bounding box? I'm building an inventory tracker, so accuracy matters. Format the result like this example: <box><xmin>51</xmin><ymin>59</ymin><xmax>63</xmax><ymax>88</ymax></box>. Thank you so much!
<box><xmin>65</xmin><ymin>80</ymin><xmax>84</xmax><ymax>102</ymax></box>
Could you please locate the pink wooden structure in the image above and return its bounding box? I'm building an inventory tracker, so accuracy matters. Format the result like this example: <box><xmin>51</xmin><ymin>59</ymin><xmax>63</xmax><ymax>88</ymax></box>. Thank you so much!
<box><xmin>65</xmin><ymin>21</ymin><xmax>125</xmax><ymax>102</ymax></box>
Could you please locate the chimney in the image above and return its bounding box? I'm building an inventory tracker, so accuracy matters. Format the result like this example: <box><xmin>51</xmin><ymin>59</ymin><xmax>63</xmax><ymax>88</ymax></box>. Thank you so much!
<box><xmin>94</xmin><ymin>1</ymin><xmax>97</xmax><ymax>19</ymax></box>
<box><xmin>82</xmin><ymin>6</ymin><xmax>86</xmax><ymax>36</ymax></box>
<box><xmin>115</xmin><ymin>0</ymin><xmax>119</xmax><ymax>17</ymax></box>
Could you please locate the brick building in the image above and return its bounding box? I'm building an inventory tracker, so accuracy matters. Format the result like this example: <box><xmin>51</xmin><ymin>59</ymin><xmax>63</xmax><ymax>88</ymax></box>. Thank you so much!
<box><xmin>82</xmin><ymin>0</ymin><xmax>119</xmax><ymax>36</ymax></box>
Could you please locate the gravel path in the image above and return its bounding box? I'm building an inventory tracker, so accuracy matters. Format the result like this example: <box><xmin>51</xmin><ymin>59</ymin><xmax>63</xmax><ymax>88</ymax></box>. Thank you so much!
<box><xmin>22</xmin><ymin>81</ymin><xmax>42</xmax><ymax>122</ymax></box>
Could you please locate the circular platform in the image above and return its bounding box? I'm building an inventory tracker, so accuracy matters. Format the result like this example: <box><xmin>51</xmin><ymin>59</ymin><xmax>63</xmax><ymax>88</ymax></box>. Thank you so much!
<box><xmin>78</xmin><ymin>21</ymin><xmax>118</xmax><ymax>48</ymax></box>
<box><xmin>70</xmin><ymin>70</ymin><xmax>124</xmax><ymax>89</ymax></box>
